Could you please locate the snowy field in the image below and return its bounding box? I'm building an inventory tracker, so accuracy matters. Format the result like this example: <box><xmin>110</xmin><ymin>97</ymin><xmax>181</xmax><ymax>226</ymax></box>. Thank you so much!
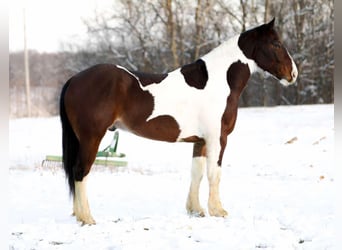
<box><xmin>9</xmin><ymin>104</ymin><xmax>337</xmax><ymax>249</ymax></box>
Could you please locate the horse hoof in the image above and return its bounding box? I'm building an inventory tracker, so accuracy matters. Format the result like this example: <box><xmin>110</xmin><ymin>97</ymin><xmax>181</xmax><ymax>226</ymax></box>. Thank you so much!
<box><xmin>76</xmin><ymin>216</ymin><xmax>96</xmax><ymax>225</ymax></box>
<box><xmin>80</xmin><ymin>219</ymin><xmax>96</xmax><ymax>226</ymax></box>
<box><xmin>186</xmin><ymin>202</ymin><xmax>206</xmax><ymax>217</ymax></box>
<box><xmin>209</xmin><ymin>207</ymin><xmax>228</xmax><ymax>217</ymax></box>
<box><xmin>187</xmin><ymin>209</ymin><xmax>206</xmax><ymax>217</ymax></box>
<box><xmin>81</xmin><ymin>220</ymin><xmax>96</xmax><ymax>226</ymax></box>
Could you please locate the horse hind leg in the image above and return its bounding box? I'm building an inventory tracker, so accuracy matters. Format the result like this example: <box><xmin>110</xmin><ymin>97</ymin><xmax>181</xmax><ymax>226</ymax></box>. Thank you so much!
<box><xmin>72</xmin><ymin>136</ymin><xmax>102</xmax><ymax>225</ymax></box>
<box><xmin>73</xmin><ymin>176</ymin><xmax>95</xmax><ymax>225</ymax></box>
<box><xmin>186</xmin><ymin>141</ymin><xmax>206</xmax><ymax>217</ymax></box>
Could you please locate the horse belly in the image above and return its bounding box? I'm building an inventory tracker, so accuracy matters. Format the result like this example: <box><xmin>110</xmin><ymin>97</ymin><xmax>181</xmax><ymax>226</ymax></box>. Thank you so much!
<box><xmin>116</xmin><ymin>95</ymin><xmax>203</xmax><ymax>142</ymax></box>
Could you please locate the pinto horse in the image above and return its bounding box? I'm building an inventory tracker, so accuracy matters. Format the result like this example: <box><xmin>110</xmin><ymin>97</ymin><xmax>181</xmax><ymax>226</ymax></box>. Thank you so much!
<box><xmin>60</xmin><ymin>18</ymin><xmax>298</xmax><ymax>225</ymax></box>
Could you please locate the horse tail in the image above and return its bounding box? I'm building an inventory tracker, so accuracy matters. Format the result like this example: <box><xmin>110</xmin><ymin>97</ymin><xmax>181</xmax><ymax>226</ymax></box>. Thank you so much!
<box><xmin>60</xmin><ymin>79</ymin><xmax>78</xmax><ymax>197</ymax></box>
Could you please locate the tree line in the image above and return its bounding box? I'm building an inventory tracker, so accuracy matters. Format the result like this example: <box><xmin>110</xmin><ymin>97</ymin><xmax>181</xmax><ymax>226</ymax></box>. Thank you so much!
<box><xmin>10</xmin><ymin>0</ymin><xmax>334</xmax><ymax>117</ymax></box>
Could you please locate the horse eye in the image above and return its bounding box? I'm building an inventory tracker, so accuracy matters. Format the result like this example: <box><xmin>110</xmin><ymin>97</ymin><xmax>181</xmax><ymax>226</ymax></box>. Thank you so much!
<box><xmin>272</xmin><ymin>41</ymin><xmax>281</xmax><ymax>48</ymax></box>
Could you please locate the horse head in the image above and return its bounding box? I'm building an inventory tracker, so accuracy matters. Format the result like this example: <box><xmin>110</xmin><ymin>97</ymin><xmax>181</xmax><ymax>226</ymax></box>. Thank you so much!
<box><xmin>238</xmin><ymin>18</ymin><xmax>298</xmax><ymax>86</ymax></box>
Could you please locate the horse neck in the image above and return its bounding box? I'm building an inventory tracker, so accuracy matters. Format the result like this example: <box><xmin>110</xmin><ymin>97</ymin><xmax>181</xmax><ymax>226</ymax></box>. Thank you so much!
<box><xmin>201</xmin><ymin>35</ymin><xmax>259</xmax><ymax>77</ymax></box>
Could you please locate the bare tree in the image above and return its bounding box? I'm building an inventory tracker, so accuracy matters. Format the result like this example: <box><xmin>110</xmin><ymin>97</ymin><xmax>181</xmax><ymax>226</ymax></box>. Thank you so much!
<box><xmin>9</xmin><ymin>0</ymin><xmax>332</xmax><ymax>117</ymax></box>
<box><xmin>166</xmin><ymin>0</ymin><xmax>180</xmax><ymax>68</ymax></box>
<box><xmin>77</xmin><ymin>0</ymin><xmax>335</xmax><ymax>105</ymax></box>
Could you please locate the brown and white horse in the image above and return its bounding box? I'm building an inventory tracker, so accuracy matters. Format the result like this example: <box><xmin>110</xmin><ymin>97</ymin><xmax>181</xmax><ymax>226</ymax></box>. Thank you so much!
<box><xmin>60</xmin><ymin>18</ymin><xmax>298</xmax><ymax>225</ymax></box>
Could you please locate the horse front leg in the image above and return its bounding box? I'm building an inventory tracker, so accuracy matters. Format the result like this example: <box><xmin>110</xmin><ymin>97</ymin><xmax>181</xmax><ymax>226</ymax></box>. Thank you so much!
<box><xmin>186</xmin><ymin>141</ymin><xmax>206</xmax><ymax>217</ymax></box>
<box><xmin>206</xmin><ymin>137</ymin><xmax>228</xmax><ymax>217</ymax></box>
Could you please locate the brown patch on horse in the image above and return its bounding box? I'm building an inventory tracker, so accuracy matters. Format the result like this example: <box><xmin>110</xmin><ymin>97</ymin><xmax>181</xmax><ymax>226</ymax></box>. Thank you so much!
<box><xmin>180</xmin><ymin>135</ymin><xmax>205</xmax><ymax>143</ymax></box>
<box><xmin>131</xmin><ymin>71</ymin><xmax>168</xmax><ymax>87</ymax></box>
<box><xmin>180</xmin><ymin>59</ymin><xmax>208</xmax><ymax>89</ymax></box>
<box><xmin>112</xmin><ymin>66</ymin><xmax>180</xmax><ymax>142</ymax></box>
<box><xmin>120</xmin><ymin>115</ymin><xmax>181</xmax><ymax>142</ymax></box>
<box><xmin>192</xmin><ymin>140</ymin><xmax>207</xmax><ymax>158</ymax></box>
<box><xmin>226</xmin><ymin>61</ymin><xmax>250</xmax><ymax>94</ymax></box>
<box><xmin>63</xmin><ymin>64</ymin><xmax>126</xmax><ymax>180</ymax></box>
<box><xmin>65</xmin><ymin>64</ymin><xmax>124</xmax><ymax>139</ymax></box>
<box><xmin>238</xmin><ymin>19</ymin><xmax>277</xmax><ymax>59</ymax></box>
<box><xmin>180</xmin><ymin>136</ymin><xmax>206</xmax><ymax>157</ymax></box>
<box><xmin>238</xmin><ymin>18</ymin><xmax>294</xmax><ymax>82</ymax></box>
<box><xmin>217</xmin><ymin>61</ymin><xmax>250</xmax><ymax>166</ymax></box>
<box><xmin>66</xmin><ymin>64</ymin><xmax>180</xmax><ymax>149</ymax></box>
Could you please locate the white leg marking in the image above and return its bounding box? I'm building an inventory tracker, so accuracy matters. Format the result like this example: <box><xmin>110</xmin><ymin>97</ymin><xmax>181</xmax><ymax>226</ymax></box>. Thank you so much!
<box><xmin>74</xmin><ymin>175</ymin><xmax>96</xmax><ymax>225</ymax></box>
<box><xmin>207</xmin><ymin>165</ymin><xmax>227</xmax><ymax>217</ymax></box>
<box><xmin>206</xmin><ymin>145</ymin><xmax>228</xmax><ymax>217</ymax></box>
<box><xmin>186</xmin><ymin>157</ymin><xmax>206</xmax><ymax>216</ymax></box>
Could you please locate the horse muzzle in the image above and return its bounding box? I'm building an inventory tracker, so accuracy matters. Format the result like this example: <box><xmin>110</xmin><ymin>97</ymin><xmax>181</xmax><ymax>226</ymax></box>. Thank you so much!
<box><xmin>280</xmin><ymin>60</ymin><xmax>298</xmax><ymax>86</ymax></box>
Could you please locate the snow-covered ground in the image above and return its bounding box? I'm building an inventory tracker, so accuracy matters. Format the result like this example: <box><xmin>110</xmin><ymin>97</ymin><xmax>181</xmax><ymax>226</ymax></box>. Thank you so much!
<box><xmin>9</xmin><ymin>104</ymin><xmax>337</xmax><ymax>249</ymax></box>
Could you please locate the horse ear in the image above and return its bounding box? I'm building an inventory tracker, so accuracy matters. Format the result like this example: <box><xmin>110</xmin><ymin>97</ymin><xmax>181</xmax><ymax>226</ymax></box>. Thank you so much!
<box><xmin>267</xmin><ymin>17</ymin><xmax>275</xmax><ymax>29</ymax></box>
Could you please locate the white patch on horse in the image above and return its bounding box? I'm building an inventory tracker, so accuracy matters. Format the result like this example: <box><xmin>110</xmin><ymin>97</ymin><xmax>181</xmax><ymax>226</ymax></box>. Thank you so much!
<box><xmin>186</xmin><ymin>156</ymin><xmax>206</xmax><ymax>216</ymax></box>
<box><xmin>74</xmin><ymin>175</ymin><xmax>95</xmax><ymax>225</ymax></box>
<box><xmin>143</xmin><ymin>69</ymin><xmax>214</xmax><ymax>139</ymax></box>
<box><xmin>278</xmin><ymin>49</ymin><xmax>298</xmax><ymax>86</ymax></box>
<box><xmin>206</xmin><ymin>165</ymin><xmax>227</xmax><ymax>217</ymax></box>
<box><xmin>290</xmin><ymin>55</ymin><xmax>298</xmax><ymax>83</ymax></box>
<box><xmin>141</xmin><ymin>35</ymin><xmax>258</xmax><ymax>141</ymax></box>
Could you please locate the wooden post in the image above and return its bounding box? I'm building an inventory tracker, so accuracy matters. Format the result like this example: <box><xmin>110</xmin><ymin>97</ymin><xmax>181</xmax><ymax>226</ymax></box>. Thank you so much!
<box><xmin>23</xmin><ymin>7</ymin><xmax>31</xmax><ymax>117</ymax></box>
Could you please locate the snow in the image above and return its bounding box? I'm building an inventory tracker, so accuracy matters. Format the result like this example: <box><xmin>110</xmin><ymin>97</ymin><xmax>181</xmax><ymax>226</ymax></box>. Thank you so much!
<box><xmin>9</xmin><ymin>104</ymin><xmax>337</xmax><ymax>249</ymax></box>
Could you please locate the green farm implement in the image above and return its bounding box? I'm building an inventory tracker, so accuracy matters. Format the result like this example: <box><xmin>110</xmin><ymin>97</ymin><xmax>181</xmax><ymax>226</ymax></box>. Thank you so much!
<box><xmin>42</xmin><ymin>131</ymin><xmax>127</xmax><ymax>167</ymax></box>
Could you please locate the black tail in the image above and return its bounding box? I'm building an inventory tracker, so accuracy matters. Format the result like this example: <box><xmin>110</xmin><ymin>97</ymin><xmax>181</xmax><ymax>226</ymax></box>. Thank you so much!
<box><xmin>60</xmin><ymin>79</ymin><xmax>78</xmax><ymax>197</ymax></box>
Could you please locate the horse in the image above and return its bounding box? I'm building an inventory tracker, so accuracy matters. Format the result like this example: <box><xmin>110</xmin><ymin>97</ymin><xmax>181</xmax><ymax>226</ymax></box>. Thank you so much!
<box><xmin>60</xmin><ymin>18</ymin><xmax>298</xmax><ymax>225</ymax></box>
